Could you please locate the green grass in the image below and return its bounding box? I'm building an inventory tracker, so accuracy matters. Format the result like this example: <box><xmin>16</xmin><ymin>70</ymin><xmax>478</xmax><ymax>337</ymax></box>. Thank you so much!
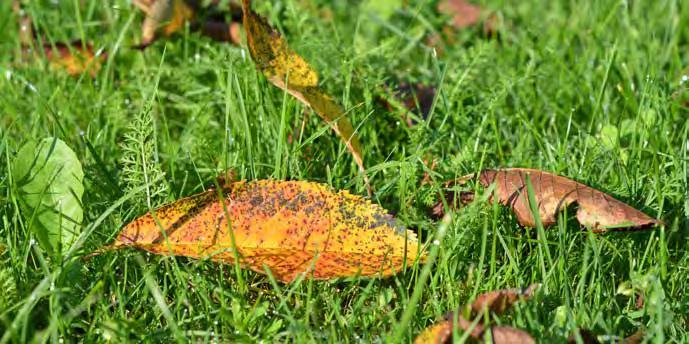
<box><xmin>1</xmin><ymin>0</ymin><xmax>688</xmax><ymax>342</ymax></box>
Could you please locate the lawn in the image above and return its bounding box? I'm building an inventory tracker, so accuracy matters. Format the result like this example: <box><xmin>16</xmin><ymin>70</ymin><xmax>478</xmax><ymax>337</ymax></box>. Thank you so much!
<box><xmin>1</xmin><ymin>0</ymin><xmax>688</xmax><ymax>342</ymax></box>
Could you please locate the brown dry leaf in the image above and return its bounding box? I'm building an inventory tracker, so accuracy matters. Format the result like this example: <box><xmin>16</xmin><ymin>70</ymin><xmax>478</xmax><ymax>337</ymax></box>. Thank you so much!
<box><xmin>489</xmin><ymin>326</ymin><xmax>536</xmax><ymax>344</ymax></box>
<box><xmin>13</xmin><ymin>0</ymin><xmax>33</xmax><ymax>46</ymax></box>
<box><xmin>382</xmin><ymin>82</ymin><xmax>437</xmax><ymax>127</ymax></box>
<box><xmin>108</xmin><ymin>179</ymin><xmax>424</xmax><ymax>282</ymax></box>
<box><xmin>435</xmin><ymin>168</ymin><xmax>661</xmax><ymax>232</ymax></box>
<box><xmin>134</xmin><ymin>0</ymin><xmax>196</xmax><ymax>48</ymax></box>
<box><xmin>414</xmin><ymin>285</ymin><xmax>536</xmax><ymax>344</ymax></box>
<box><xmin>13</xmin><ymin>2</ymin><xmax>105</xmax><ymax>77</ymax></box>
<box><xmin>567</xmin><ymin>329</ymin><xmax>644</xmax><ymax>344</ymax></box>
<box><xmin>469</xmin><ymin>284</ymin><xmax>539</xmax><ymax>316</ymax></box>
<box><xmin>414</xmin><ymin>318</ymin><xmax>534</xmax><ymax>344</ymax></box>
<box><xmin>198</xmin><ymin>20</ymin><xmax>242</xmax><ymax>44</ymax></box>
<box><xmin>437</xmin><ymin>0</ymin><xmax>482</xmax><ymax>29</ymax></box>
<box><xmin>567</xmin><ymin>329</ymin><xmax>600</xmax><ymax>344</ymax></box>
<box><xmin>242</xmin><ymin>0</ymin><xmax>369</xmax><ymax>193</ymax></box>
<box><xmin>41</xmin><ymin>41</ymin><xmax>106</xmax><ymax>77</ymax></box>
<box><xmin>622</xmin><ymin>330</ymin><xmax>645</xmax><ymax>344</ymax></box>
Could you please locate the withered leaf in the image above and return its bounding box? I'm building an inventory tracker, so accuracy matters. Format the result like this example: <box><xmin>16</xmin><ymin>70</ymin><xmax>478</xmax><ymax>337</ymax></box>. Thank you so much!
<box><xmin>134</xmin><ymin>0</ymin><xmax>196</xmax><ymax>48</ymax></box>
<box><xmin>197</xmin><ymin>20</ymin><xmax>242</xmax><ymax>44</ymax></box>
<box><xmin>109</xmin><ymin>180</ymin><xmax>424</xmax><ymax>282</ymax></box>
<box><xmin>41</xmin><ymin>41</ymin><xmax>106</xmax><ymax>77</ymax></box>
<box><xmin>382</xmin><ymin>82</ymin><xmax>437</xmax><ymax>127</ymax></box>
<box><xmin>489</xmin><ymin>326</ymin><xmax>536</xmax><ymax>344</ymax></box>
<box><xmin>241</xmin><ymin>0</ymin><xmax>369</xmax><ymax>191</ymax></box>
<box><xmin>469</xmin><ymin>284</ymin><xmax>539</xmax><ymax>316</ymax></box>
<box><xmin>437</xmin><ymin>0</ymin><xmax>483</xmax><ymax>29</ymax></box>
<box><xmin>414</xmin><ymin>285</ymin><xmax>536</xmax><ymax>344</ymax></box>
<box><xmin>435</xmin><ymin>169</ymin><xmax>661</xmax><ymax>232</ymax></box>
<box><xmin>13</xmin><ymin>2</ymin><xmax>105</xmax><ymax>77</ymax></box>
<box><xmin>566</xmin><ymin>329</ymin><xmax>644</xmax><ymax>344</ymax></box>
<box><xmin>567</xmin><ymin>329</ymin><xmax>600</xmax><ymax>344</ymax></box>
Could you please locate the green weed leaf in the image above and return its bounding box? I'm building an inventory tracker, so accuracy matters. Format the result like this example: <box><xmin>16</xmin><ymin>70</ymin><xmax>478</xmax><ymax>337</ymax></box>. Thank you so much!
<box><xmin>12</xmin><ymin>138</ymin><xmax>84</xmax><ymax>256</ymax></box>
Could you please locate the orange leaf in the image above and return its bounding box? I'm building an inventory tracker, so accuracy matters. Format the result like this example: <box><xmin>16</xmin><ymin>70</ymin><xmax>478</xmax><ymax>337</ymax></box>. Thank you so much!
<box><xmin>110</xmin><ymin>180</ymin><xmax>424</xmax><ymax>282</ymax></box>
<box><xmin>241</xmin><ymin>0</ymin><xmax>369</xmax><ymax>193</ymax></box>
<box><xmin>435</xmin><ymin>169</ymin><xmax>662</xmax><ymax>232</ymax></box>
<box><xmin>42</xmin><ymin>41</ymin><xmax>106</xmax><ymax>77</ymax></box>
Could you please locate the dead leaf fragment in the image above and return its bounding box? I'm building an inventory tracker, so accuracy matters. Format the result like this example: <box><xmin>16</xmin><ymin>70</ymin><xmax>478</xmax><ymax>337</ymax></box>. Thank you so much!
<box><xmin>134</xmin><ymin>0</ymin><xmax>196</xmax><ymax>47</ymax></box>
<box><xmin>414</xmin><ymin>285</ymin><xmax>536</xmax><ymax>344</ymax></box>
<box><xmin>623</xmin><ymin>330</ymin><xmax>644</xmax><ymax>344</ymax></box>
<box><xmin>242</xmin><ymin>0</ymin><xmax>369</xmax><ymax>192</ymax></box>
<box><xmin>41</xmin><ymin>41</ymin><xmax>106</xmax><ymax>76</ymax></box>
<box><xmin>490</xmin><ymin>326</ymin><xmax>536</xmax><ymax>344</ymax></box>
<box><xmin>109</xmin><ymin>180</ymin><xmax>424</xmax><ymax>282</ymax></box>
<box><xmin>382</xmin><ymin>82</ymin><xmax>437</xmax><ymax>126</ymax></box>
<box><xmin>413</xmin><ymin>321</ymin><xmax>453</xmax><ymax>344</ymax></box>
<box><xmin>567</xmin><ymin>329</ymin><xmax>600</xmax><ymax>344</ymax></box>
<box><xmin>198</xmin><ymin>20</ymin><xmax>242</xmax><ymax>44</ymax></box>
<box><xmin>469</xmin><ymin>284</ymin><xmax>539</xmax><ymax>316</ymax></box>
<box><xmin>436</xmin><ymin>169</ymin><xmax>661</xmax><ymax>232</ymax></box>
<box><xmin>567</xmin><ymin>329</ymin><xmax>644</xmax><ymax>344</ymax></box>
<box><xmin>437</xmin><ymin>0</ymin><xmax>482</xmax><ymax>29</ymax></box>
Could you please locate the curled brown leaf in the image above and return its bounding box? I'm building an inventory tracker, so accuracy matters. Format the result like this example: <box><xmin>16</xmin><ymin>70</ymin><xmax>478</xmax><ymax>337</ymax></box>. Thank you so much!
<box><xmin>414</xmin><ymin>285</ymin><xmax>537</xmax><ymax>343</ymax></box>
<box><xmin>434</xmin><ymin>169</ymin><xmax>662</xmax><ymax>232</ymax></box>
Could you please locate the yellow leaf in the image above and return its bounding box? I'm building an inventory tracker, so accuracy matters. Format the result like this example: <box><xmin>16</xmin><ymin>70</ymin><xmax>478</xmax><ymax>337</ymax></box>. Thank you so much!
<box><xmin>241</xmin><ymin>1</ymin><xmax>369</xmax><ymax>192</ymax></box>
<box><xmin>43</xmin><ymin>41</ymin><xmax>106</xmax><ymax>77</ymax></box>
<box><xmin>110</xmin><ymin>180</ymin><xmax>425</xmax><ymax>282</ymax></box>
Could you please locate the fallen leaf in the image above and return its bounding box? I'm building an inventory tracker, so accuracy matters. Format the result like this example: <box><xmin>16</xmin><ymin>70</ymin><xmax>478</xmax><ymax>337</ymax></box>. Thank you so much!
<box><xmin>567</xmin><ymin>329</ymin><xmax>600</xmax><ymax>344</ymax></box>
<box><xmin>108</xmin><ymin>180</ymin><xmax>424</xmax><ymax>282</ymax></box>
<box><xmin>623</xmin><ymin>330</ymin><xmax>644</xmax><ymax>344</ymax></box>
<box><xmin>12</xmin><ymin>138</ymin><xmax>85</xmax><ymax>256</ymax></box>
<box><xmin>13</xmin><ymin>0</ymin><xmax>33</xmax><ymax>46</ymax></box>
<box><xmin>413</xmin><ymin>321</ymin><xmax>453</xmax><ymax>344</ymax></box>
<box><xmin>489</xmin><ymin>326</ymin><xmax>536</xmax><ymax>344</ymax></box>
<box><xmin>40</xmin><ymin>41</ymin><xmax>106</xmax><ymax>77</ymax></box>
<box><xmin>414</xmin><ymin>285</ymin><xmax>536</xmax><ymax>344</ymax></box>
<box><xmin>382</xmin><ymin>82</ymin><xmax>437</xmax><ymax>127</ymax></box>
<box><xmin>435</xmin><ymin>169</ymin><xmax>662</xmax><ymax>232</ymax></box>
<box><xmin>134</xmin><ymin>0</ymin><xmax>196</xmax><ymax>48</ymax></box>
<box><xmin>469</xmin><ymin>284</ymin><xmax>539</xmax><ymax>316</ymax></box>
<box><xmin>437</xmin><ymin>0</ymin><xmax>482</xmax><ymax>29</ymax></box>
<box><xmin>13</xmin><ymin>3</ymin><xmax>106</xmax><ymax>77</ymax></box>
<box><xmin>197</xmin><ymin>20</ymin><xmax>242</xmax><ymax>44</ymax></box>
<box><xmin>567</xmin><ymin>329</ymin><xmax>644</xmax><ymax>344</ymax></box>
<box><xmin>242</xmin><ymin>0</ymin><xmax>369</xmax><ymax>193</ymax></box>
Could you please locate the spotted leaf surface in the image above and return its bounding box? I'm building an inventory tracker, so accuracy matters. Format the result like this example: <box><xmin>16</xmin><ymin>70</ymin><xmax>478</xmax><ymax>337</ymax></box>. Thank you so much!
<box><xmin>111</xmin><ymin>180</ymin><xmax>424</xmax><ymax>282</ymax></box>
<box><xmin>242</xmin><ymin>0</ymin><xmax>367</xmax><ymax>189</ymax></box>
